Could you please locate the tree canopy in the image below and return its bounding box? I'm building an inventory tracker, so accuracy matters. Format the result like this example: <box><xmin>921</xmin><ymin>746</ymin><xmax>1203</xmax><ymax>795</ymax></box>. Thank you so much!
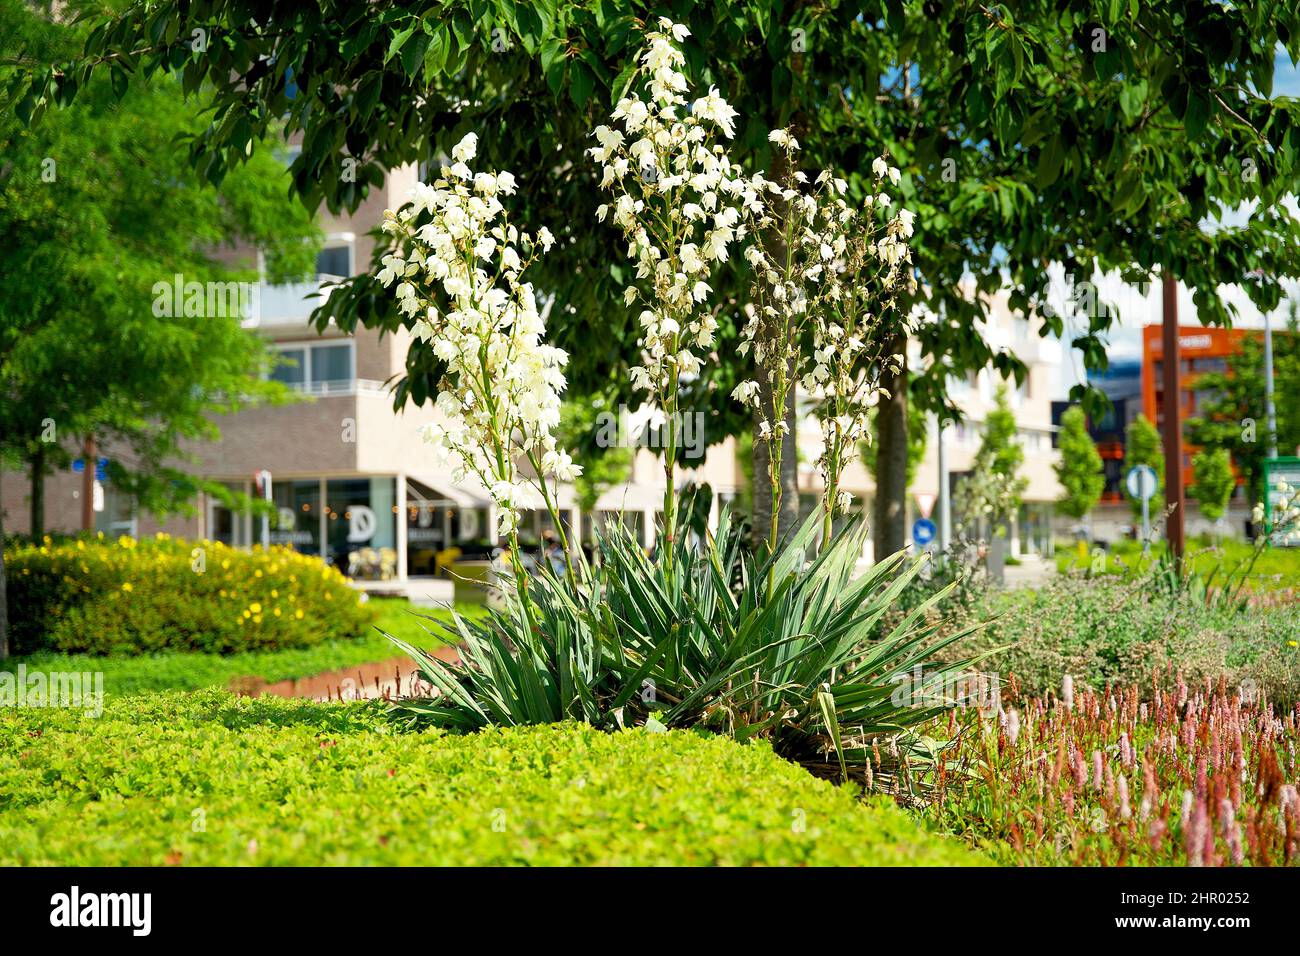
<box><xmin>1</xmin><ymin>0</ymin><xmax>320</xmax><ymax>526</ymax></box>
<box><xmin>11</xmin><ymin>0</ymin><xmax>1300</xmax><ymax>549</ymax></box>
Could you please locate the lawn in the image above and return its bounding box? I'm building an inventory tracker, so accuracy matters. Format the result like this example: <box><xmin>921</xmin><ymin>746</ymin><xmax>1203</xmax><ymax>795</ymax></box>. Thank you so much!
<box><xmin>1055</xmin><ymin>536</ymin><xmax>1300</xmax><ymax>589</ymax></box>
<box><xmin>6</xmin><ymin>598</ymin><xmax>476</xmax><ymax>697</ymax></box>
<box><xmin>0</xmin><ymin>689</ymin><xmax>981</xmax><ymax>867</ymax></box>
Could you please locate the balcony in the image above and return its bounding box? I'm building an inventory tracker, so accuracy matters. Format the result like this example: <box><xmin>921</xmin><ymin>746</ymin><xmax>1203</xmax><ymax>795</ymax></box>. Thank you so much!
<box><xmin>249</xmin><ymin>276</ymin><xmax>346</xmax><ymax>329</ymax></box>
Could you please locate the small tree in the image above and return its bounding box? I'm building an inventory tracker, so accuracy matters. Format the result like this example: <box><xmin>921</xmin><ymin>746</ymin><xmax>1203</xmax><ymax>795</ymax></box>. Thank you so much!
<box><xmin>1186</xmin><ymin>321</ymin><xmax>1299</xmax><ymax>508</ymax></box>
<box><xmin>1189</xmin><ymin>447</ymin><xmax>1236</xmax><ymax>529</ymax></box>
<box><xmin>955</xmin><ymin>385</ymin><xmax>1028</xmax><ymax>539</ymax></box>
<box><xmin>1123</xmin><ymin>415</ymin><xmax>1166</xmax><ymax>523</ymax></box>
<box><xmin>1055</xmin><ymin>406</ymin><xmax>1105</xmax><ymax>533</ymax></box>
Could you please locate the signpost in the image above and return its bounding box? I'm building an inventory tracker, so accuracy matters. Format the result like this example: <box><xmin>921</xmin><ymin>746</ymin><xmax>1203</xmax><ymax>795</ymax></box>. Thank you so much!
<box><xmin>1126</xmin><ymin>464</ymin><xmax>1158</xmax><ymax>553</ymax></box>
<box><xmin>254</xmin><ymin>470</ymin><xmax>272</xmax><ymax>550</ymax></box>
<box><xmin>1262</xmin><ymin>456</ymin><xmax>1300</xmax><ymax>547</ymax></box>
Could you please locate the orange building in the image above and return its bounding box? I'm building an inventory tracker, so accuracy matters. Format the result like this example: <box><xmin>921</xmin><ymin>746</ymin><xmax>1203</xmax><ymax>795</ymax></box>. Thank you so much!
<box><xmin>1141</xmin><ymin>325</ymin><xmax>1249</xmax><ymax>491</ymax></box>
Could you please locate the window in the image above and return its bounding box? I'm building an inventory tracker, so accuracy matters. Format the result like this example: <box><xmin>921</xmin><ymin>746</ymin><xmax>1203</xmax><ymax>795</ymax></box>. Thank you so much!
<box><xmin>270</xmin><ymin>342</ymin><xmax>354</xmax><ymax>391</ymax></box>
<box><xmin>270</xmin><ymin>347</ymin><xmax>306</xmax><ymax>387</ymax></box>
<box><xmin>316</xmin><ymin>244</ymin><xmax>351</xmax><ymax>278</ymax></box>
<box><xmin>209</xmin><ymin>481</ymin><xmax>251</xmax><ymax>547</ymax></box>
<box><xmin>326</xmin><ymin>477</ymin><xmax>397</xmax><ymax>577</ymax></box>
<box><xmin>271</xmin><ymin>480</ymin><xmax>323</xmax><ymax>555</ymax></box>
<box><xmin>311</xmin><ymin>344</ymin><xmax>352</xmax><ymax>386</ymax></box>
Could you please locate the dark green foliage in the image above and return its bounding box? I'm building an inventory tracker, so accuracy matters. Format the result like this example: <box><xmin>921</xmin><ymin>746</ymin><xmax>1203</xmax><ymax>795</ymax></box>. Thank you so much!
<box><xmin>18</xmin><ymin>0</ymin><xmax>1300</xmax><ymax>431</ymax></box>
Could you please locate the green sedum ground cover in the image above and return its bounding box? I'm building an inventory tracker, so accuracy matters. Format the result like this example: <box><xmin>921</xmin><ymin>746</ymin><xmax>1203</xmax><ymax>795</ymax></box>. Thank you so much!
<box><xmin>0</xmin><ymin>689</ymin><xmax>981</xmax><ymax>866</ymax></box>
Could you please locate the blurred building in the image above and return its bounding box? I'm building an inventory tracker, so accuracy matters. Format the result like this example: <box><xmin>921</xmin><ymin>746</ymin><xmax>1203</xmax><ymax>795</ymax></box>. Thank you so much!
<box><xmin>1050</xmin><ymin>358</ymin><xmax>1142</xmax><ymax>504</ymax></box>
<box><xmin>1141</xmin><ymin>324</ymin><xmax>1249</xmax><ymax>492</ymax></box>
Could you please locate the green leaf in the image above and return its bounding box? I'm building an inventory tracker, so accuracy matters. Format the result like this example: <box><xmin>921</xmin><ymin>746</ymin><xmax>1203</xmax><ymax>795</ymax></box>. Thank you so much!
<box><xmin>1184</xmin><ymin>92</ymin><xmax>1211</xmax><ymax>139</ymax></box>
<box><xmin>401</xmin><ymin>30</ymin><xmax>432</xmax><ymax>79</ymax></box>
<box><xmin>385</xmin><ymin>23</ymin><xmax>415</xmax><ymax>65</ymax></box>
<box><xmin>569</xmin><ymin>59</ymin><xmax>594</xmax><ymax>106</ymax></box>
<box><xmin>1119</xmin><ymin>79</ymin><xmax>1147</xmax><ymax>122</ymax></box>
<box><xmin>1036</xmin><ymin>134</ymin><xmax>1065</xmax><ymax>189</ymax></box>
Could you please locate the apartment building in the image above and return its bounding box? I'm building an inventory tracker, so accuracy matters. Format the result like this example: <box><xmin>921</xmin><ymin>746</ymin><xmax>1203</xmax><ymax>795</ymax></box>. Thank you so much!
<box><xmin>0</xmin><ymin>158</ymin><xmax>744</xmax><ymax>593</ymax></box>
<box><xmin>4</xmin><ymin>153</ymin><xmax>1071</xmax><ymax>584</ymax></box>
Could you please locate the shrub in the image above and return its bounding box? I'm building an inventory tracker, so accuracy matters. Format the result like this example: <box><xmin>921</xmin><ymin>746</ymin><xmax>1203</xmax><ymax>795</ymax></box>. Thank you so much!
<box><xmin>391</xmin><ymin>510</ymin><xmax>988</xmax><ymax>784</ymax></box>
<box><xmin>0</xmin><ymin>689</ymin><xmax>981</xmax><ymax>866</ymax></box>
<box><xmin>4</xmin><ymin>533</ymin><xmax>372</xmax><ymax>656</ymax></box>
<box><xmin>919</xmin><ymin>678</ymin><xmax>1300</xmax><ymax>866</ymax></box>
<box><xmin>934</xmin><ymin>574</ymin><xmax>1300</xmax><ymax>704</ymax></box>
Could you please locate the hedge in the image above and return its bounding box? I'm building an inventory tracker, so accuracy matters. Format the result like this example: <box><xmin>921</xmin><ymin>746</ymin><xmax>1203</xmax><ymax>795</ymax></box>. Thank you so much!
<box><xmin>3</xmin><ymin>534</ymin><xmax>373</xmax><ymax>655</ymax></box>
<box><xmin>0</xmin><ymin>690</ymin><xmax>981</xmax><ymax>866</ymax></box>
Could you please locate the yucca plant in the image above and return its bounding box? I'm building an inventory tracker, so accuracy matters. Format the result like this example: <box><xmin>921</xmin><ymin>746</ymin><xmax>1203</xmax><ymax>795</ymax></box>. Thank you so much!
<box><xmin>387</xmin><ymin>507</ymin><xmax>993</xmax><ymax>786</ymax></box>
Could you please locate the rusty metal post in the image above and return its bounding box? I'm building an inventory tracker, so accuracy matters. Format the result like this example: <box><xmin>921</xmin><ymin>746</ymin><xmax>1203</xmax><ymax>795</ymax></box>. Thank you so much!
<box><xmin>1161</xmin><ymin>274</ymin><xmax>1185</xmax><ymax>563</ymax></box>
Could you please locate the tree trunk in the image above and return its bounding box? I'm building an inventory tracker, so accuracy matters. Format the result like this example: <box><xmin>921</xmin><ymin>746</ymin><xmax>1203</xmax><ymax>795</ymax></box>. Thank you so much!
<box><xmin>0</xmin><ymin>466</ymin><xmax>9</xmax><ymax>659</ymax></box>
<box><xmin>749</xmin><ymin>133</ymin><xmax>801</xmax><ymax>553</ymax></box>
<box><xmin>29</xmin><ymin>444</ymin><xmax>45</xmax><ymax>540</ymax></box>
<box><xmin>750</xmin><ymin>379</ymin><xmax>799</xmax><ymax>550</ymax></box>
<box><xmin>873</xmin><ymin>333</ymin><xmax>909</xmax><ymax>560</ymax></box>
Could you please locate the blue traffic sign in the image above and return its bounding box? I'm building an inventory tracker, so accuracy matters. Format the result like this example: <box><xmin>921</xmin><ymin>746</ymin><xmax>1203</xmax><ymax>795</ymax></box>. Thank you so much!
<box><xmin>912</xmin><ymin>517</ymin><xmax>937</xmax><ymax>546</ymax></box>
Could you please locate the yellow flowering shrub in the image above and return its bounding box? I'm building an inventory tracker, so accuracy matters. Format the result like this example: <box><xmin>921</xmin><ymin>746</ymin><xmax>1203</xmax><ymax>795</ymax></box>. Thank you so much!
<box><xmin>3</xmin><ymin>534</ymin><xmax>374</xmax><ymax>655</ymax></box>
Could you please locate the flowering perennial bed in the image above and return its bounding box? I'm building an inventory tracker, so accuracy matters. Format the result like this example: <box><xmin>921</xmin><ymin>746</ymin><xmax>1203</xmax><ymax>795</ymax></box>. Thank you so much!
<box><xmin>924</xmin><ymin>676</ymin><xmax>1300</xmax><ymax>866</ymax></box>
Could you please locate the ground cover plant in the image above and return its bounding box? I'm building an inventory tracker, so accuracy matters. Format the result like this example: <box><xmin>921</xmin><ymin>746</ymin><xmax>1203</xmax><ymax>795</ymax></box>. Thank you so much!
<box><xmin>0</xmin><ymin>688</ymin><xmax>980</xmax><ymax>867</ymax></box>
<box><xmin>4</xmin><ymin>533</ymin><xmax>372</xmax><ymax>655</ymax></box>
<box><xmin>920</xmin><ymin>677</ymin><xmax>1300</xmax><ymax>866</ymax></box>
<box><xmin>1056</xmin><ymin>535</ymin><xmax>1300</xmax><ymax>592</ymax></box>
<box><xmin>8</xmin><ymin>599</ymin><xmax>473</xmax><ymax>697</ymax></box>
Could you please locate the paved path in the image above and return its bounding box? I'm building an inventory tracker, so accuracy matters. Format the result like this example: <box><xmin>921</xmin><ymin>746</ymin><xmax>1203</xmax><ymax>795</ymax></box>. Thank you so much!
<box><xmin>1001</xmin><ymin>553</ymin><xmax>1054</xmax><ymax>589</ymax></box>
<box><xmin>231</xmin><ymin>645</ymin><xmax>460</xmax><ymax>702</ymax></box>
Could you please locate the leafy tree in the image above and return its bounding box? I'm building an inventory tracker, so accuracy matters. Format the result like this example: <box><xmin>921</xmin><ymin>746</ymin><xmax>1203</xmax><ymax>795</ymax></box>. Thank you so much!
<box><xmin>1123</xmin><ymin>414</ymin><xmax>1165</xmax><ymax>522</ymax></box>
<box><xmin>0</xmin><ymin>0</ymin><xmax>319</xmax><ymax>654</ymax></box>
<box><xmin>1186</xmin><ymin>321</ymin><xmax>1300</xmax><ymax>506</ymax></box>
<box><xmin>1189</xmin><ymin>447</ymin><xmax>1236</xmax><ymax>524</ymax></box>
<box><xmin>17</xmin><ymin>0</ymin><xmax>1300</xmax><ymax>561</ymax></box>
<box><xmin>1054</xmin><ymin>405</ymin><xmax>1105</xmax><ymax>522</ymax></box>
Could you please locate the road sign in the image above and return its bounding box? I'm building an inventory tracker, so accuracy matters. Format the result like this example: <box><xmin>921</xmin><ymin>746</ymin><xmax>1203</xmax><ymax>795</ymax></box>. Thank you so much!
<box><xmin>1125</xmin><ymin>464</ymin><xmax>1158</xmax><ymax>501</ymax></box>
<box><xmin>1263</xmin><ymin>456</ymin><xmax>1300</xmax><ymax>547</ymax></box>
<box><xmin>1126</xmin><ymin>464</ymin><xmax>1158</xmax><ymax>551</ymax></box>
<box><xmin>914</xmin><ymin>492</ymin><xmax>936</xmax><ymax>519</ymax></box>
<box><xmin>912</xmin><ymin>518</ymin><xmax>937</xmax><ymax>546</ymax></box>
